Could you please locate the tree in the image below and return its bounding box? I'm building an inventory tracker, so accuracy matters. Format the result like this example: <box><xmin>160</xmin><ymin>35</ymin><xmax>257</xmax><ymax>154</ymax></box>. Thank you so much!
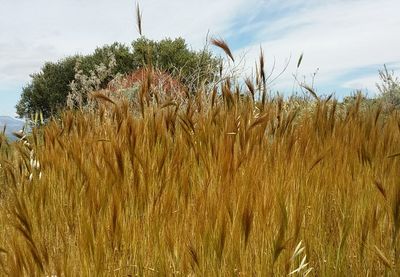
<box><xmin>16</xmin><ymin>56</ymin><xmax>79</xmax><ymax>118</ymax></box>
<box><xmin>16</xmin><ymin>38</ymin><xmax>219</xmax><ymax>118</ymax></box>
<box><xmin>16</xmin><ymin>43</ymin><xmax>136</xmax><ymax>118</ymax></box>
<box><xmin>79</xmin><ymin>42</ymin><xmax>136</xmax><ymax>85</ymax></box>
<box><xmin>131</xmin><ymin>37</ymin><xmax>219</xmax><ymax>91</ymax></box>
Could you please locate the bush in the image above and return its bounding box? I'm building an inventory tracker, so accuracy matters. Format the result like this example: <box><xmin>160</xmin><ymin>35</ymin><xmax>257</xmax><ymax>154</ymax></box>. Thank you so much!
<box><xmin>16</xmin><ymin>39</ymin><xmax>219</xmax><ymax>119</ymax></box>
<box><xmin>376</xmin><ymin>65</ymin><xmax>400</xmax><ymax>110</ymax></box>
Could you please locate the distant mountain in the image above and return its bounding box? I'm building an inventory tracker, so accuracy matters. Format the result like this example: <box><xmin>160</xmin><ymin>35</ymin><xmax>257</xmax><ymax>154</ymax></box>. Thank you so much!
<box><xmin>0</xmin><ymin>116</ymin><xmax>26</xmax><ymax>140</ymax></box>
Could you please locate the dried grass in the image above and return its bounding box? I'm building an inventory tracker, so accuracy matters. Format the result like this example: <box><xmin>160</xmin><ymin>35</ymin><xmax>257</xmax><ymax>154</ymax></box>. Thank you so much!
<box><xmin>1</xmin><ymin>80</ymin><xmax>400</xmax><ymax>275</ymax></box>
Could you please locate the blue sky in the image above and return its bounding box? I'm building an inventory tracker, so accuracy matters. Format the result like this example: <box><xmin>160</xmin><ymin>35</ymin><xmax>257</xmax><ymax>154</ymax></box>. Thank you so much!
<box><xmin>1</xmin><ymin>0</ymin><xmax>399</xmax><ymax>116</ymax></box>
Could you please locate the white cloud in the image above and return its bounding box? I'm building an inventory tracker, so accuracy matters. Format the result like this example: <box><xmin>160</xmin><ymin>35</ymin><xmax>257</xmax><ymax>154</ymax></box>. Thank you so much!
<box><xmin>343</xmin><ymin>63</ymin><xmax>400</xmax><ymax>96</ymax></box>
<box><xmin>139</xmin><ymin>0</ymin><xmax>259</xmax><ymax>45</ymax></box>
<box><xmin>233</xmin><ymin>0</ymin><xmax>400</xmax><ymax>95</ymax></box>
<box><xmin>342</xmin><ymin>75</ymin><xmax>381</xmax><ymax>97</ymax></box>
<box><xmin>0</xmin><ymin>0</ymin><xmax>257</xmax><ymax>85</ymax></box>
<box><xmin>0</xmin><ymin>0</ymin><xmax>260</xmax><ymax>115</ymax></box>
<box><xmin>0</xmin><ymin>0</ymin><xmax>399</xmax><ymax>115</ymax></box>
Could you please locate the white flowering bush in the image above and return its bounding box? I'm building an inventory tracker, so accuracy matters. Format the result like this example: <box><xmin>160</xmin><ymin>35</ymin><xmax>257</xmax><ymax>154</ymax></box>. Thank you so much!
<box><xmin>67</xmin><ymin>51</ymin><xmax>118</xmax><ymax>110</ymax></box>
<box><xmin>376</xmin><ymin>65</ymin><xmax>400</xmax><ymax>110</ymax></box>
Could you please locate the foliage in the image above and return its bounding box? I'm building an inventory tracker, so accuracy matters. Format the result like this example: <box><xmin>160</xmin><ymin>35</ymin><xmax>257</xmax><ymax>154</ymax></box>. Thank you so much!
<box><xmin>16</xmin><ymin>39</ymin><xmax>219</xmax><ymax>119</ymax></box>
<box><xmin>340</xmin><ymin>66</ymin><xmax>400</xmax><ymax>113</ymax></box>
<box><xmin>16</xmin><ymin>43</ymin><xmax>134</xmax><ymax>119</ymax></box>
<box><xmin>131</xmin><ymin>37</ymin><xmax>220</xmax><ymax>91</ymax></box>
<box><xmin>376</xmin><ymin>65</ymin><xmax>400</xmax><ymax>110</ymax></box>
<box><xmin>16</xmin><ymin>56</ymin><xmax>79</xmax><ymax>119</ymax></box>
<box><xmin>342</xmin><ymin>91</ymin><xmax>379</xmax><ymax>110</ymax></box>
<box><xmin>67</xmin><ymin>51</ymin><xmax>117</xmax><ymax>110</ymax></box>
<box><xmin>88</xmin><ymin>43</ymin><xmax>136</xmax><ymax>76</ymax></box>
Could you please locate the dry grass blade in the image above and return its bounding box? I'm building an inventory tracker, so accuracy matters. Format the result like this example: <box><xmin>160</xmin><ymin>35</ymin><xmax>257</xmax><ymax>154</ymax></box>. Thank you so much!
<box><xmin>211</xmin><ymin>38</ymin><xmax>234</xmax><ymax>62</ymax></box>
<box><xmin>392</xmin><ymin>185</ymin><xmax>400</xmax><ymax>244</ymax></box>
<box><xmin>308</xmin><ymin>155</ymin><xmax>324</xmax><ymax>173</ymax></box>
<box><xmin>187</xmin><ymin>244</ymin><xmax>200</xmax><ymax>269</ymax></box>
<box><xmin>301</xmin><ymin>84</ymin><xmax>319</xmax><ymax>100</ymax></box>
<box><xmin>297</xmin><ymin>52</ymin><xmax>304</xmax><ymax>68</ymax></box>
<box><xmin>211</xmin><ymin>87</ymin><xmax>217</xmax><ymax>108</ymax></box>
<box><xmin>373</xmin><ymin>180</ymin><xmax>387</xmax><ymax>200</ymax></box>
<box><xmin>136</xmin><ymin>2</ymin><xmax>142</xmax><ymax>36</ymax></box>
<box><xmin>12</xmin><ymin>131</ymin><xmax>25</xmax><ymax>140</ymax></box>
<box><xmin>291</xmin><ymin>241</ymin><xmax>305</xmax><ymax>260</ymax></box>
<box><xmin>161</xmin><ymin>101</ymin><xmax>177</xmax><ymax>109</ymax></box>
<box><xmin>255</xmin><ymin>62</ymin><xmax>260</xmax><ymax>88</ymax></box>
<box><xmin>289</xmin><ymin>255</ymin><xmax>309</xmax><ymax>275</ymax></box>
<box><xmin>273</xmin><ymin>200</ymin><xmax>288</xmax><ymax>264</ymax></box>
<box><xmin>241</xmin><ymin>204</ymin><xmax>254</xmax><ymax>248</ymax></box>
<box><xmin>114</xmin><ymin>146</ymin><xmax>124</xmax><ymax>178</ymax></box>
<box><xmin>259</xmin><ymin>47</ymin><xmax>267</xmax><ymax>106</ymax></box>
<box><xmin>245</xmin><ymin>77</ymin><xmax>255</xmax><ymax>99</ymax></box>
<box><xmin>248</xmin><ymin>113</ymin><xmax>268</xmax><ymax>130</ymax></box>
<box><xmin>91</xmin><ymin>91</ymin><xmax>115</xmax><ymax>105</ymax></box>
<box><xmin>259</xmin><ymin>47</ymin><xmax>265</xmax><ymax>86</ymax></box>
<box><xmin>0</xmin><ymin>248</ymin><xmax>6</xmax><ymax>273</ymax></box>
<box><xmin>387</xmin><ymin>152</ymin><xmax>400</xmax><ymax>158</ymax></box>
<box><xmin>216</xmin><ymin>219</ymin><xmax>227</xmax><ymax>262</ymax></box>
<box><xmin>374</xmin><ymin>246</ymin><xmax>393</xmax><ymax>269</ymax></box>
<box><xmin>325</xmin><ymin>94</ymin><xmax>333</xmax><ymax>103</ymax></box>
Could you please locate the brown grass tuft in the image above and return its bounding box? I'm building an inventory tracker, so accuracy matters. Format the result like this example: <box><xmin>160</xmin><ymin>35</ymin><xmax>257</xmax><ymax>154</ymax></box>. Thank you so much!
<box><xmin>211</xmin><ymin>38</ymin><xmax>234</xmax><ymax>62</ymax></box>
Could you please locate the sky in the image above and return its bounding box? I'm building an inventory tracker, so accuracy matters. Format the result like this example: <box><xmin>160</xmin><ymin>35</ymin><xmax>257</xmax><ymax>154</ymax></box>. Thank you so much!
<box><xmin>1</xmin><ymin>0</ymin><xmax>399</xmax><ymax>116</ymax></box>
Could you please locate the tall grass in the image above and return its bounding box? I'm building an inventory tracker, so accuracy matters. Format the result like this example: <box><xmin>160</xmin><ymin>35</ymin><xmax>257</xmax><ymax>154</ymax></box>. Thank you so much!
<box><xmin>1</xmin><ymin>83</ymin><xmax>400</xmax><ymax>276</ymax></box>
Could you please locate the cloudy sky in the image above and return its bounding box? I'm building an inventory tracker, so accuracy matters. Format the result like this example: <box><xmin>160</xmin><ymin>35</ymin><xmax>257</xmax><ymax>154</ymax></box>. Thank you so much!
<box><xmin>1</xmin><ymin>0</ymin><xmax>399</xmax><ymax>116</ymax></box>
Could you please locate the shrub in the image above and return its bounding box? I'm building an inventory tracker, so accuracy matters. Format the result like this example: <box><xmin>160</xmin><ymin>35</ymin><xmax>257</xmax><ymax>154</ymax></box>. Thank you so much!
<box><xmin>376</xmin><ymin>65</ymin><xmax>400</xmax><ymax>110</ymax></box>
<box><xmin>16</xmin><ymin>39</ymin><xmax>219</xmax><ymax>119</ymax></box>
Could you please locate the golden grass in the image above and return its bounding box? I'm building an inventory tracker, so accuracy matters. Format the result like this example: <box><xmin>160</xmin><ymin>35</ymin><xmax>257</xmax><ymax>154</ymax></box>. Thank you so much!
<box><xmin>1</xmin><ymin>87</ymin><xmax>400</xmax><ymax>276</ymax></box>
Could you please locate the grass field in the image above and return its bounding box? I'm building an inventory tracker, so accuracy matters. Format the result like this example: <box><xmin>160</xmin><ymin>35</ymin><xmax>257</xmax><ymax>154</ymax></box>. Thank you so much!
<box><xmin>1</xmin><ymin>86</ymin><xmax>400</xmax><ymax>276</ymax></box>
